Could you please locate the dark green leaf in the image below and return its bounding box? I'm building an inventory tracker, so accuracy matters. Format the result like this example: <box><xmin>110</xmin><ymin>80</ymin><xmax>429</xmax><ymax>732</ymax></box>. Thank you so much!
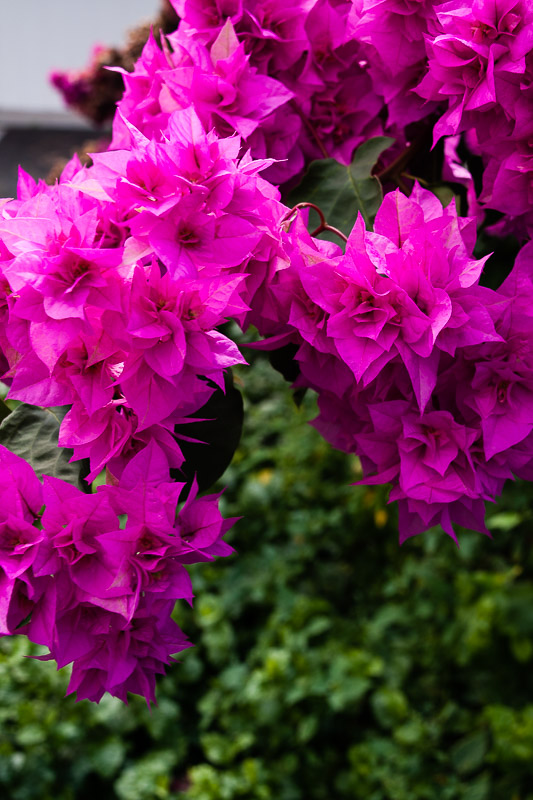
<box><xmin>266</xmin><ymin>344</ymin><xmax>307</xmax><ymax>404</ymax></box>
<box><xmin>429</xmin><ymin>183</ymin><xmax>457</xmax><ymax>208</ymax></box>
<box><xmin>451</xmin><ymin>731</ymin><xmax>489</xmax><ymax>775</ymax></box>
<box><xmin>14</xmin><ymin>612</ymin><xmax>32</xmax><ymax>630</ymax></box>
<box><xmin>288</xmin><ymin>136</ymin><xmax>395</xmax><ymax>233</ymax></box>
<box><xmin>0</xmin><ymin>403</ymin><xmax>91</xmax><ymax>491</ymax></box>
<box><xmin>172</xmin><ymin>370</ymin><xmax>243</xmax><ymax>491</ymax></box>
<box><xmin>0</xmin><ymin>397</ymin><xmax>11</xmax><ymax>424</ymax></box>
<box><xmin>268</xmin><ymin>343</ymin><xmax>300</xmax><ymax>384</ymax></box>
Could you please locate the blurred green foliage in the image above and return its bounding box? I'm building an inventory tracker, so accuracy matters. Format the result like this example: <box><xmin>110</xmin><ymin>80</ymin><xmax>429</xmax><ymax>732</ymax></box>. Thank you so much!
<box><xmin>1</xmin><ymin>350</ymin><xmax>533</xmax><ymax>800</ymax></box>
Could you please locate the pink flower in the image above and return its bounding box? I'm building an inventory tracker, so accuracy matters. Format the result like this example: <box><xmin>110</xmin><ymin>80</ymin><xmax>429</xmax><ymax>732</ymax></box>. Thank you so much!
<box><xmin>0</xmin><ymin>442</ymin><xmax>236</xmax><ymax>703</ymax></box>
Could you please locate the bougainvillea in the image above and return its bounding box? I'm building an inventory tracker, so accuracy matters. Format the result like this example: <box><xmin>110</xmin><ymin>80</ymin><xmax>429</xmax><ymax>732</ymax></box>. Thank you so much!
<box><xmin>1</xmin><ymin>0</ymin><xmax>533</xmax><ymax>703</ymax></box>
<box><xmin>0</xmin><ymin>441</ymin><xmax>235</xmax><ymax>703</ymax></box>
<box><xmin>0</xmin><ymin>105</ymin><xmax>291</xmax><ymax>481</ymax></box>
<box><xmin>271</xmin><ymin>187</ymin><xmax>533</xmax><ymax>542</ymax></box>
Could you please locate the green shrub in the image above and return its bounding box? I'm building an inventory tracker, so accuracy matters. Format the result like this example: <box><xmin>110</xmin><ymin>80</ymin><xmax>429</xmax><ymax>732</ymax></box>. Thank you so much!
<box><xmin>1</xmin><ymin>352</ymin><xmax>533</xmax><ymax>799</ymax></box>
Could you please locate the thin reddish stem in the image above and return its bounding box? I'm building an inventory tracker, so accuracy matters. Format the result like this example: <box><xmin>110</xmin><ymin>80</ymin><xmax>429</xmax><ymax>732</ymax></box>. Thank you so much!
<box><xmin>311</xmin><ymin>223</ymin><xmax>348</xmax><ymax>243</ymax></box>
<box><xmin>281</xmin><ymin>202</ymin><xmax>348</xmax><ymax>244</ymax></box>
<box><xmin>290</xmin><ymin>101</ymin><xmax>329</xmax><ymax>160</ymax></box>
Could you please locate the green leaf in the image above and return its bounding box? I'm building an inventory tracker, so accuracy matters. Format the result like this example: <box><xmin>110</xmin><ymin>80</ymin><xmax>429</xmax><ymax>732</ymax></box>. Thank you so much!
<box><xmin>288</xmin><ymin>136</ymin><xmax>395</xmax><ymax>233</ymax></box>
<box><xmin>0</xmin><ymin>403</ymin><xmax>90</xmax><ymax>491</ymax></box>
<box><xmin>0</xmin><ymin>397</ymin><xmax>11</xmax><ymax>424</ymax></box>
<box><xmin>172</xmin><ymin>369</ymin><xmax>243</xmax><ymax>491</ymax></box>
<box><xmin>486</xmin><ymin>511</ymin><xmax>524</xmax><ymax>531</ymax></box>
<box><xmin>268</xmin><ymin>343</ymin><xmax>300</xmax><ymax>384</ymax></box>
<box><xmin>370</xmin><ymin>687</ymin><xmax>408</xmax><ymax>728</ymax></box>
<box><xmin>451</xmin><ymin>731</ymin><xmax>489</xmax><ymax>775</ymax></box>
<box><xmin>428</xmin><ymin>183</ymin><xmax>457</xmax><ymax>208</ymax></box>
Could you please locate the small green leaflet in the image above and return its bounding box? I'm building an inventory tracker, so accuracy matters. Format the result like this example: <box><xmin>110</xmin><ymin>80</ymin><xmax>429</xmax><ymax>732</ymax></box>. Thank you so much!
<box><xmin>288</xmin><ymin>137</ymin><xmax>395</xmax><ymax>234</ymax></box>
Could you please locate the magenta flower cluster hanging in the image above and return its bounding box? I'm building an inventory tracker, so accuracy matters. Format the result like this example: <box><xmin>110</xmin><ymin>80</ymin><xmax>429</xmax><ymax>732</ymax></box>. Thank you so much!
<box><xmin>0</xmin><ymin>0</ymin><xmax>532</xmax><ymax>703</ymax></box>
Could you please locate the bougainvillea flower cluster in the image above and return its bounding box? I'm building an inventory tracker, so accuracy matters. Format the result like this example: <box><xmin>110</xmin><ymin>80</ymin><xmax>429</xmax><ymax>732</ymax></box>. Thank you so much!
<box><xmin>0</xmin><ymin>106</ymin><xmax>287</xmax><ymax>701</ymax></box>
<box><xmin>110</xmin><ymin>0</ymin><xmax>384</xmax><ymax>185</ymax></box>
<box><xmin>1</xmin><ymin>0</ymin><xmax>533</xmax><ymax>704</ymax></box>
<box><xmin>0</xmin><ymin>106</ymin><xmax>289</xmax><ymax>482</ymax></box>
<box><xmin>0</xmin><ymin>442</ymin><xmax>235</xmax><ymax>703</ymax></box>
<box><xmin>350</xmin><ymin>0</ymin><xmax>533</xmax><ymax>234</ymax></box>
<box><xmin>53</xmin><ymin>0</ymin><xmax>533</xmax><ymax>231</ymax></box>
<box><xmin>265</xmin><ymin>187</ymin><xmax>533</xmax><ymax>543</ymax></box>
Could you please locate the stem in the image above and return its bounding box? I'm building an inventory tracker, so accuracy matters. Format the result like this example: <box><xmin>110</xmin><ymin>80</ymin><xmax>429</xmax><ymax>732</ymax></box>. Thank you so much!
<box><xmin>376</xmin><ymin>127</ymin><xmax>430</xmax><ymax>186</ymax></box>
<box><xmin>290</xmin><ymin>100</ymin><xmax>329</xmax><ymax>160</ymax></box>
<box><xmin>311</xmin><ymin>222</ymin><xmax>348</xmax><ymax>243</ymax></box>
<box><xmin>396</xmin><ymin>175</ymin><xmax>410</xmax><ymax>194</ymax></box>
<box><xmin>281</xmin><ymin>203</ymin><xmax>348</xmax><ymax>244</ymax></box>
<box><xmin>280</xmin><ymin>202</ymin><xmax>325</xmax><ymax>230</ymax></box>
